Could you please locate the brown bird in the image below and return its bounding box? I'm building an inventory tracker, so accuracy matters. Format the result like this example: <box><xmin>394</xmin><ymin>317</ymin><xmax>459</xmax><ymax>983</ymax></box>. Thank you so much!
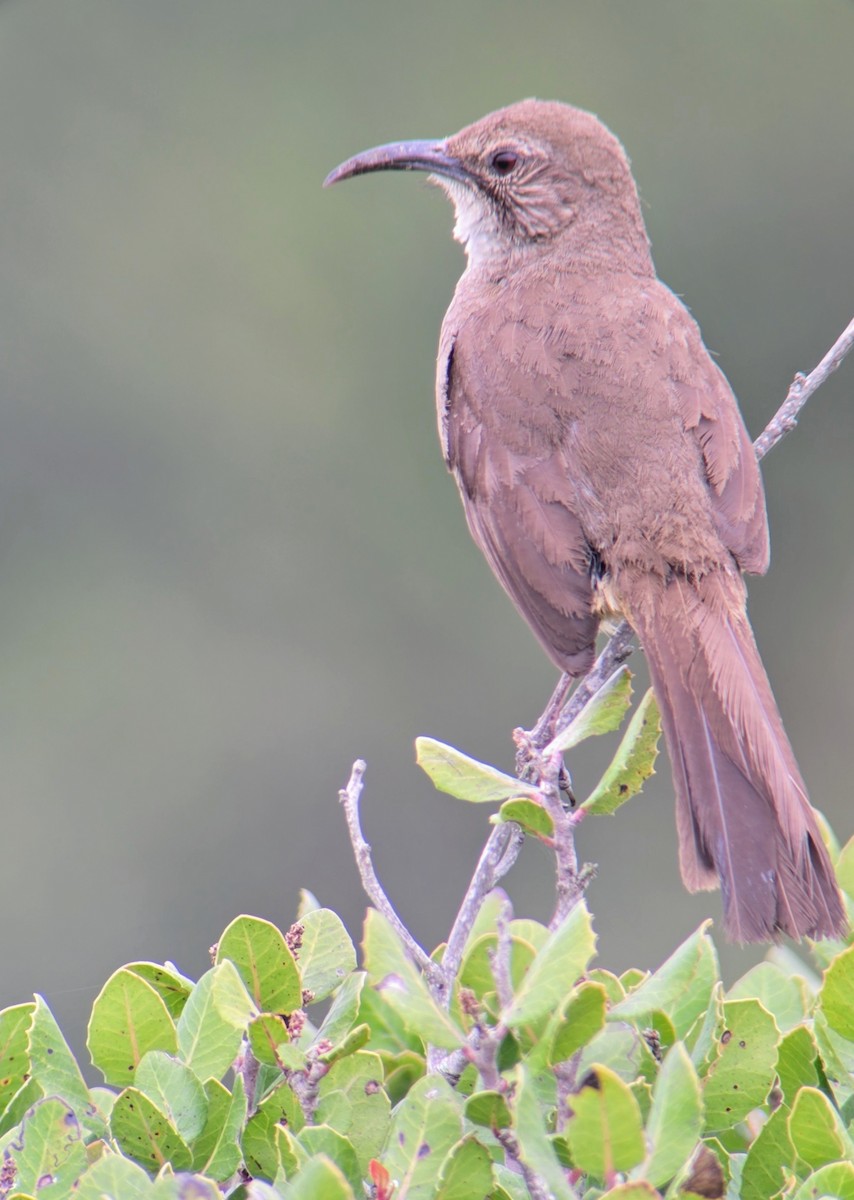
<box><xmin>325</xmin><ymin>100</ymin><xmax>845</xmax><ymax>942</ymax></box>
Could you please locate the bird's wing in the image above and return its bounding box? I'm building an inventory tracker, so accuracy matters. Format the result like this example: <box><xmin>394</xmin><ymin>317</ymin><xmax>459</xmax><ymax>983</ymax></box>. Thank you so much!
<box><xmin>440</xmin><ymin>328</ymin><xmax>599</xmax><ymax>676</ymax></box>
<box><xmin>653</xmin><ymin>284</ymin><xmax>770</xmax><ymax>574</ymax></box>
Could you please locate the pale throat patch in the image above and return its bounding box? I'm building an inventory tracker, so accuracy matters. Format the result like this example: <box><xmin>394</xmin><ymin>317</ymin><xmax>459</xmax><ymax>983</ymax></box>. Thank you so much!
<box><xmin>432</xmin><ymin>177</ymin><xmax>503</xmax><ymax>267</ymax></box>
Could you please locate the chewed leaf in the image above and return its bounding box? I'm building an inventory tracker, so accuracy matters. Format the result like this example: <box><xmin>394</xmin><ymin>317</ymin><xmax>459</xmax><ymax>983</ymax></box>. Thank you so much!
<box><xmin>581</xmin><ymin>688</ymin><xmax>660</xmax><ymax>814</ymax></box>
<box><xmin>416</xmin><ymin>737</ymin><xmax>538</xmax><ymax>804</ymax></box>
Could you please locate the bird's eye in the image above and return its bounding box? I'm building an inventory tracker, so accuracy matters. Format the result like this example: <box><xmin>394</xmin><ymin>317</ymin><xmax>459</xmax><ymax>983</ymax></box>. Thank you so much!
<box><xmin>491</xmin><ymin>150</ymin><xmax>519</xmax><ymax>176</ymax></box>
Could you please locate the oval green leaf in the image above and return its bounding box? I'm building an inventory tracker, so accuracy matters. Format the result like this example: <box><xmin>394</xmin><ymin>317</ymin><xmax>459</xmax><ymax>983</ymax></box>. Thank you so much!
<box><xmin>87</xmin><ymin>970</ymin><xmax>177</xmax><ymax>1087</ymax></box>
<box><xmin>415</xmin><ymin>737</ymin><xmax>539</xmax><ymax>805</ymax></box>
<box><xmin>216</xmin><ymin>914</ymin><xmax>302</xmax><ymax>1014</ymax></box>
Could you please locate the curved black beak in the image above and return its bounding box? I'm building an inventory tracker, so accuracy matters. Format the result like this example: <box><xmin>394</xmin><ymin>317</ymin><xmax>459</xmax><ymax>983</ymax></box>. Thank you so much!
<box><xmin>324</xmin><ymin>139</ymin><xmax>470</xmax><ymax>188</ymax></box>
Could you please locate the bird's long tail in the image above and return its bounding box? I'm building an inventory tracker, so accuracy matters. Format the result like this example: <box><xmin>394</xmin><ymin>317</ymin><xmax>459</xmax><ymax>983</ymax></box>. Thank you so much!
<box><xmin>627</xmin><ymin>568</ymin><xmax>846</xmax><ymax>942</ymax></box>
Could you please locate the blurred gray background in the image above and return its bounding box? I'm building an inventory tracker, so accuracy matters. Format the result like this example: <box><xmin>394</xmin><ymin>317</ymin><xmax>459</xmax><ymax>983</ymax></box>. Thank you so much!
<box><xmin>1</xmin><ymin>0</ymin><xmax>852</xmax><ymax>1058</ymax></box>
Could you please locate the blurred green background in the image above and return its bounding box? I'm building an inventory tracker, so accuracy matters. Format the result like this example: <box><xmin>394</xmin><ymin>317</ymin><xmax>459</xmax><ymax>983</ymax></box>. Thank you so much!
<box><xmin>1</xmin><ymin>0</ymin><xmax>852</xmax><ymax>1057</ymax></box>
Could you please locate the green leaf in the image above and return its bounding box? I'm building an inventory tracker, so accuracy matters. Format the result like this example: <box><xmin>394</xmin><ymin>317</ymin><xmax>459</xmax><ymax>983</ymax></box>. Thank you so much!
<box><xmin>688</xmin><ymin>981</ymin><xmax>725</xmax><ymax>1072</ymax></box>
<box><xmin>110</xmin><ymin>1086</ymin><xmax>192</xmax><ymax>1172</ymax></box>
<box><xmin>0</xmin><ymin>1078</ymin><xmax>42</xmax><ymax>1139</ymax></box>
<box><xmin>133</xmin><ymin>1050</ymin><xmax>207</xmax><ymax>1144</ymax></box>
<box><xmin>581</xmin><ymin>688</ymin><xmax>660</xmax><ymax>814</ymax></box>
<box><xmin>356</xmin><ymin>985</ymin><xmax>422</xmax><ymax>1057</ymax></box>
<box><xmin>465</xmin><ymin>1090</ymin><xmax>511</xmax><ymax>1131</ymax></box>
<box><xmin>728</xmin><ymin>962</ymin><xmax>806</xmax><ymax>1033</ymax></box>
<box><xmin>247</xmin><ymin>1013</ymin><xmax>292</xmax><ymax>1066</ymax></box>
<box><xmin>776</xmin><ymin>1025</ymin><xmax>820</xmax><ymax>1104</ymax></box>
<box><xmin>383</xmin><ymin>1051</ymin><xmax>425</xmax><ymax>1106</ymax></box>
<box><xmin>459</xmin><ymin>892</ymin><xmax>506</xmax><ymax>953</ymax></box>
<box><xmin>814</xmin><ymin>1008</ymin><xmax>854</xmax><ymax>1083</ymax></box>
<box><xmin>459</xmin><ymin>932</ymin><xmax>536</xmax><ymax>1017</ymax></box>
<box><xmin>788</xmin><ymin>1086</ymin><xmax>854</xmax><ymax>1172</ymax></box>
<box><xmin>299</xmin><ymin>1125</ymin><xmax>362</xmax><ymax>1193</ymax></box>
<box><xmin>587</xmin><ymin>969</ymin><xmax>626</xmax><ymax>1004</ymax></box>
<box><xmin>30</xmin><ymin>996</ymin><xmax>103</xmax><ymax>1135</ymax></box>
<box><xmin>87</xmin><ymin>968</ymin><xmax>178</xmax><ymax>1086</ymax></box>
<box><xmin>819</xmin><ymin>943</ymin><xmax>854</xmax><ymax>1041</ymax></box>
<box><xmin>492</xmin><ymin>1164</ymin><xmax>537</xmax><ymax>1200</ymax></box>
<box><xmin>315</xmin><ymin>1051</ymin><xmax>390</xmax><ymax>1172</ymax></box>
<box><xmin>610</xmin><ymin>921</ymin><xmax>718</xmax><ymax>1039</ymax></box>
<box><xmin>579</xmin><ymin>1023</ymin><xmax>657</xmax><ymax>1086</ymax></box>
<box><xmin>436</xmin><ymin>1135</ymin><xmax>494</xmax><ymax>1200</ymax></box>
<box><xmin>513</xmin><ymin>1066</ymin><xmax>574</xmax><ymax>1200</ymax></box>
<box><xmin>243</xmin><ymin>1081</ymin><xmax>305</xmax><ymax>1179</ymax></box>
<box><xmin>549</xmin><ymin>982</ymin><xmax>608</xmax><ymax>1064</ymax></box>
<box><xmin>633</xmin><ymin>1042</ymin><xmax>702</xmax><ymax>1187</ymax></box>
<box><xmin>318</xmin><ymin>1023</ymin><xmax>371</xmax><ymax>1064</ymax></box>
<box><xmin>0</xmin><ymin>1004</ymin><xmax>34</xmax><ymax>1112</ymax></box>
<box><xmin>3</xmin><ymin>1096</ymin><xmax>87</xmax><ymax>1197</ymax></box>
<box><xmin>564</xmin><ymin>1064</ymin><xmax>645</xmax><ymax>1180</ymax></box>
<box><xmin>282</xmin><ymin>1154</ymin><xmax>356</xmax><ymax>1200</ymax></box>
<box><xmin>503</xmin><ymin>901</ymin><xmax>596</xmax><ymax>1028</ymax></box>
<box><xmin>547</xmin><ymin>665</ymin><xmax>633</xmax><ymax>754</ymax></box>
<box><xmin>314</xmin><ymin>972</ymin><xmax>365</xmax><ymax>1050</ymax></box>
<box><xmin>191</xmin><ymin>1076</ymin><xmax>246</xmax><ymax>1180</ymax></box>
<box><xmin>256</xmin><ymin>1076</ymin><xmax>306</xmax><ymax>1134</ymax></box>
<box><xmin>793</xmin><ymin>1162</ymin><xmax>854</xmax><ymax>1200</ymax></box>
<box><xmin>741</xmin><ymin>1104</ymin><xmax>795</xmax><ymax>1200</ymax></box>
<box><xmin>216</xmin><ymin>915</ymin><xmax>302</xmax><ymax>1014</ymax></box>
<box><xmin>176</xmin><ymin>961</ymin><xmax>255</xmax><ymax>1081</ymax></box>
<box><xmin>124</xmin><ymin>962</ymin><xmax>194</xmax><ymax>1022</ymax></box>
<box><xmin>74</xmin><ymin>1153</ymin><xmax>154</xmax><ymax>1200</ymax></box>
<box><xmin>702</xmin><ymin>999</ymin><xmax>780</xmax><ymax>1132</ymax></box>
<box><xmin>363</xmin><ymin>910</ymin><xmax>463</xmax><ymax>1049</ymax></box>
<box><xmin>299</xmin><ymin>908</ymin><xmax>358</xmax><ymax>1003</ymax></box>
<box><xmin>494</xmin><ymin>797</ymin><xmax>554</xmax><ymax>838</ymax></box>
<box><xmin>509</xmin><ymin>918</ymin><xmax>549</xmax><ymax>952</ymax></box>
<box><xmin>415</xmin><ymin>736</ymin><xmax>539</xmax><ymax>805</ymax></box>
<box><xmin>381</xmin><ymin>1074</ymin><xmax>463</xmax><ymax>1200</ymax></box>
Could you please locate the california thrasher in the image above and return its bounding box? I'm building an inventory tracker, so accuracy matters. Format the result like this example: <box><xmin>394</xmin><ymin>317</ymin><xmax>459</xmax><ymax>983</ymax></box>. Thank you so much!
<box><xmin>325</xmin><ymin>100</ymin><xmax>845</xmax><ymax>942</ymax></box>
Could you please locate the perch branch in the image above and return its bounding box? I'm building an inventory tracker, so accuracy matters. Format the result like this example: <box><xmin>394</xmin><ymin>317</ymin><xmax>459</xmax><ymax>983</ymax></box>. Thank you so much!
<box><xmin>753</xmin><ymin>315</ymin><xmax>854</xmax><ymax>460</ymax></box>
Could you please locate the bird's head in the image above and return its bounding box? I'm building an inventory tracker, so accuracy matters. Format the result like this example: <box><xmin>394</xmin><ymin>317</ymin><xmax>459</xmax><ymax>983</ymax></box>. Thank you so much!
<box><xmin>325</xmin><ymin>99</ymin><xmax>650</xmax><ymax>272</ymax></box>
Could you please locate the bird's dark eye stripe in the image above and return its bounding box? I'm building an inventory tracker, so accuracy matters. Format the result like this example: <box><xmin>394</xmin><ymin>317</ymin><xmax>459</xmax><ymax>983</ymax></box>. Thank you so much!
<box><xmin>491</xmin><ymin>150</ymin><xmax>519</xmax><ymax>175</ymax></box>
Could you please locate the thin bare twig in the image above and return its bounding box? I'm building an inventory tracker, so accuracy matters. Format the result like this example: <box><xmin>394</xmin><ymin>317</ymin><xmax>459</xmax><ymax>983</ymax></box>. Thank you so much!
<box><xmin>338</xmin><ymin>760</ymin><xmax>437</xmax><ymax>980</ymax></box>
<box><xmin>491</xmin><ymin>897</ymin><xmax>516</xmax><ymax>1013</ymax></box>
<box><xmin>440</xmin><ymin>821</ymin><xmax>525</xmax><ymax>1003</ymax></box>
<box><xmin>753</xmin><ymin>315</ymin><xmax>854</xmax><ymax>460</ymax></box>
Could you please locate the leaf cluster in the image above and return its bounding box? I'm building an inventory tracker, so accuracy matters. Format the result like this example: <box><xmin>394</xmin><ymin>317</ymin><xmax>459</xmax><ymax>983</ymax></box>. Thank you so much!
<box><xmin>0</xmin><ymin>670</ymin><xmax>852</xmax><ymax>1198</ymax></box>
<box><xmin>1</xmin><ymin>885</ymin><xmax>853</xmax><ymax>1197</ymax></box>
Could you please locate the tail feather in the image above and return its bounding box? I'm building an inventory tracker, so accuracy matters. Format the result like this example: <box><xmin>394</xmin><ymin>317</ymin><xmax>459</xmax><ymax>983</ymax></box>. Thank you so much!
<box><xmin>628</xmin><ymin>568</ymin><xmax>845</xmax><ymax>942</ymax></box>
